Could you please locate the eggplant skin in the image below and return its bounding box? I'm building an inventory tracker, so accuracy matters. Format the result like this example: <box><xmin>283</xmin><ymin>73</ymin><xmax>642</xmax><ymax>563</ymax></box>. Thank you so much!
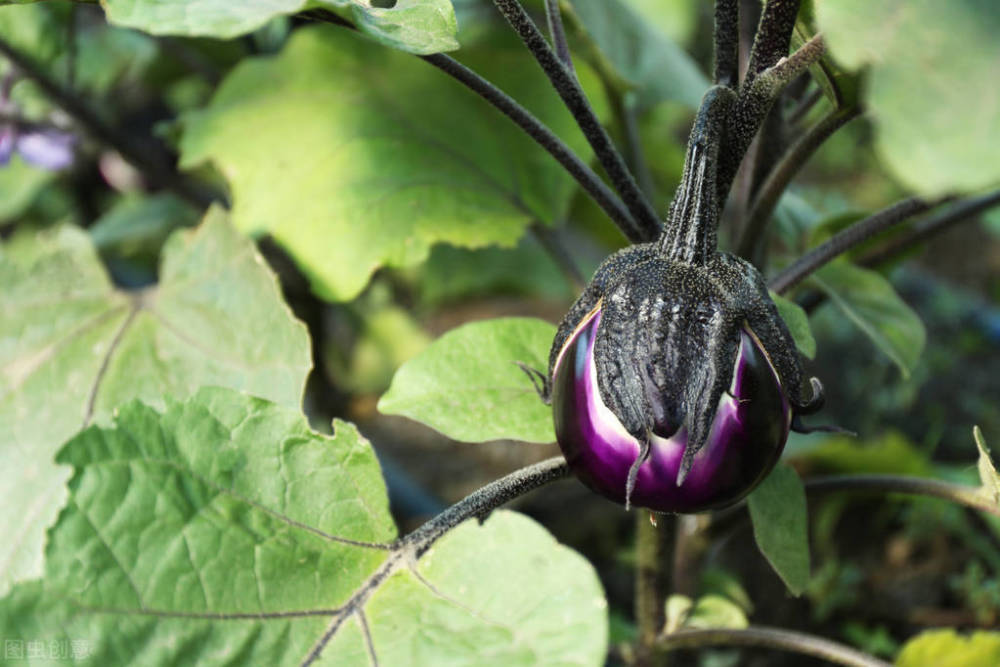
<box><xmin>552</xmin><ymin>307</ymin><xmax>790</xmax><ymax>513</ymax></box>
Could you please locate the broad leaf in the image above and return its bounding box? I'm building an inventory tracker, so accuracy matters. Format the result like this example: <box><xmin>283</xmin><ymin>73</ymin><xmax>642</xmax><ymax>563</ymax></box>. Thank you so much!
<box><xmin>808</xmin><ymin>261</ymin><xmax>925</xmax><ymax>379</ymax></box>
<box><xmin>565</xmin><ymin>0</ymin><xmax>708</xmax><ymax>110</ymax></box>
<box><xmin>94</xmin><ymin>0</ymin><xmax>459</xmax><ymax>54</ymax></box>
<box><xmin>747</xmin><ymin>463</ymin><xmax>810</xmax><ymax>596</ymax></box>
<box><xmin>0</xmin><ymin>389</ymin><xmax>608</xmax><ymax>666</ymax></box>
<box><xmin>0</xmin><ymin>156</ymin><xmax>53</xmax><ymax>221</ymax></box>
<box><xmin>379</xmin><ymin>317</ymin><xmax>556</xmax><ymax>443</ymax></box>
<box><xmin>684</xmin><ymin>595</ymin><xmax>750</xmax><ymax>630</ymax></box>
<box><xmin>0</xmin><ymin>209</ymin><xmax>311</xmax><ymax>593</ymax></box>
<box><xmin>816</xmin><ymin>0</ymin><xmax>1000</xmax><ymax>195</ymax></box>
<box><xmin>895</xmin><ymin>629</ymin><xmax>1000</xmax><ymax>667</ymax></box>
<box><xmin>770</xmin><ymin>291</ymin><xmax>817</xmax><ymax>360</ymax></box>
<box><xmin>179</xmin><ymin>26</ymin><xmax>605</xmax><ymax>301</ymax></box>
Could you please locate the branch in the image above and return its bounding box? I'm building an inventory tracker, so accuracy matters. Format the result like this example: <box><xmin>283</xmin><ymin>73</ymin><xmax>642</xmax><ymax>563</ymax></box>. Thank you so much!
<box><xmin>859</xmin><ymin>188</ymin><xmax>1000</xmax><ymax>267</ymax></box>
<box><xmin>491</xmin><ymin>0</ymin><xmax>662</xmax><ymax>241</ymax></box>
<box><xmin>714</xmin><ymin>0</ymin><xmax>739</xmax><ymax>87</ymax></box>
<box><xmin>302</xmin><ymin>10</ymin><xmax>645</xmax><ymax>243</ymax></box>
<box><xmin>0</xmin><ymin>35</ymin><xmax>215</xmax><ymax>209</ymax></box>
<box><xmin>737</xmin><ymin>105</ymin><xmax>861</xmax><ymax>259</ymax></box>
<box><xmin>544</xmin><ymin>0</ymin><xmax>574</xmax><ymax>73</ymax></box>
<box><xmin>743</xmin><ymin>0</ymin><xmax>804</xmax><ymax>90</ymax></box>
<box><xmin>804</xmin><ymin>474</ymin><xmax>1000</xmax><ymax>519</ymax></box>
<box><xmin>402</xmin><ymin>456</ymin><xmax>570</xmax><ymax>554</ymax></box>
<box><xmin>768</xmin><ymin>196</ymin><xmax>938</xmax><ymax>294</ymax></box>
<box><xmin>636</xmin><ymin>514</ymin><xmax>675</xmax><ymax>666</ymax></box>
<box><xmin>657</xmin><ymin>626</ymin><xmax>890</xmax><ymax>667</ymax></box>
<box><xmin>718</xmin><ymin>33</ymin><xmax>825</xmax><ymax>207</ymax></box>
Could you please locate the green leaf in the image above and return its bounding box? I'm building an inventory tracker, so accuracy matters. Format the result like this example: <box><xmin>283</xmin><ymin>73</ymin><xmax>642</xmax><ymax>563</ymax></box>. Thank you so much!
<box><xmin>895</xmin><ymin>629</ymin><xmax>1000</xmax><ymax>667</ymax></box>
<box><xmin>0</xmin><ymin>209</ymin><xmax>311</xmax><ymax>594</ymax></box>
<box><xmin>180</xmin><ymin>26</ymin><xmax>603</xmax><ymax>300</ymax></box>
<box><xmin>0</xmin><ymin>155</ymin><xmax>53</xmax><ymax>221</ymax></box>
<box><xmin>565</xmin><ymin>0</ymin><xmax>708</xmax><ymax>110</ymax></box>
<box><xmin>770</xmin><ymin>290</ymin><xmax>817</xmax><ymax>360</ymax></box>
<box><xmin>816</xmin><ymin>0</ymin><xmax>1000</xmax><ymax>195</ymax></box>
<box><xmin>793</xmin><ymin>431</ymin><xmax>933</xmax><ymax>477</ymax></box>
<box><xmin>89</xmin><ymin>193</ymin><xmax>200</xmax><ymax>273</ymax></box>
<box><xmin>974</xmin><ymin>426</ymin><xmax>1000</xmax><ymax>507</ymax></box>
<box><xmin>0</xmin><ymin>389</ymin><xmax>608</xmax><ymax>665</ymax></box>
<box><xmin>379</xmin><ymin>317</ymin><xmax>556</xmax><ymax>443</ymax></box>
<box><xmin>747</xmin><ymin>463</ymin><xmax>810</xmax><ymax>596</ymax></box>
<box><xmin>684</xmin><ymin>595</ymin><xmax>750</xmax><ymax>630</ymax></box>
<box><xmin>94</xmin><ymin>0</ymin><xmax>458</xmax><ymax>54</ymax></box>
<box><xmin>808</xmin><ymin>261</ymin><xmax>926</xmax><ymax>379</ymax></box>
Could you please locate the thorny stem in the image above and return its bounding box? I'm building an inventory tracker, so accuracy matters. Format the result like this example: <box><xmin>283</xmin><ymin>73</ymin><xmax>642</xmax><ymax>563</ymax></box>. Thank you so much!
<box><xmin>737</xmin><ymin>105</ymin><xmax>861</xmax><ymax>259</ymax></box>
<box><xmin>717</xmin><ymin>29</ymin><xmax>823</xmax><ymax>208</ymax></box>
<box><xmin>302</xmin><ymin>10</ymin><xmax>645</xmax><ymax>242</ymax></box>
<box><xmin>544</xmin><ymin>0</ymin><xmax>574</xmax><ymax>74</ymax></box>
<box><xmin>491</xmin><ymin>0</ymin><xmax>663</xmax><ymax>241</ymax></box>
<box><xmin>657</xmin><ymin>625</ymin><xmax>890</xmax><ymax>667</ymax></box>
<box><xmin>859</xmin><ymin>188</ymin><xmax>1000</xmax><ymax>268</ymax></box>
<box><xmin>714</xmin><ymin>0</ymin><xmax>739</xmax><ymax>87</ymax></box>
<box><xmin>769</xmin><ymin>196</ymin><xmax>938</xmax><ymax>293</ymax></box>
<box><xmin>635</xmin><ymin>513</ymin><xmax>676</xmax><ymax>667</ymax></box>
<box><xmin>0</xmin><ymin>35</ymin><xmax>215</xmax><ymax>209</ymax></box>
<box><xmin>401</xmin><ymin>456</ymin><xmax>571</xmax><ymax>554</ymax></box>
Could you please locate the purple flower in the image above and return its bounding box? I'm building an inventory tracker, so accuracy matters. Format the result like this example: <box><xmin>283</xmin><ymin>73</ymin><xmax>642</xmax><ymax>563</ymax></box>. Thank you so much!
<box><xmin>0</xmin><ymin>125</ymin><xmax>76</xmax><ymax>170</ymax></box>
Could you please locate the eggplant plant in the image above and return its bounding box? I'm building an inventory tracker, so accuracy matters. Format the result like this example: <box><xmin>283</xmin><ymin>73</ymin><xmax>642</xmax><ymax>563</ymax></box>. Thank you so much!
<box><xmin>1</xmin><ymin>1</ymin><xmax>999</xmax><ymax>666</ymax></box>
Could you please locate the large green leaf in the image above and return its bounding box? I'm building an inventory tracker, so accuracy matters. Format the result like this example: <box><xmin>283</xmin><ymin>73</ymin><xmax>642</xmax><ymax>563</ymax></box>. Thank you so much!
<box><xmin>179</xmin><ymin>26</ymin><xmax>604</xmax><ymax>301</ymax></box>
<box><xmin>816</xmin><ymin>0</ymin><xmax>1000</xmax><ymax>195</ymax></box>
<box><xmin>0</xmin><ymin>209</ymin><xmax>311</xmax><ymax>594</ymax></box>
<box><xmin>379</xmin><ymin>317</ymin><xmax>556</xmax><ymax>443</ymax></box>
<box><xmin>0</xmin><ymin>156</ymin><xmax>53</xmax><ymax>222</ymax></box>
<box><xmin>747</xmin><ymin>463</ymin><xmax>810</xmax><ymax>596</ymax></box>
<box><xmin>0</xmin><ymin>389</ymin><xmax>608</xmax><ymax>666</ymax></box>
<box><xmin>565</xmin><ymin>0</ymin><xmax>708</xmax><ymax>110</ymax></box>
<box><xmin>89</xmin><ymin>0</ymin><xmax>459</xmax><ymax>54</ymax></box>
<box><xmin>808</xmin><ymin>261</ymin><xmax>926</xmax><ymax>379</ymax></box>
<box><xmin>895</xmin><ymin>629</ymin><xmax>1000</xmax><ymax>667</ymax></box>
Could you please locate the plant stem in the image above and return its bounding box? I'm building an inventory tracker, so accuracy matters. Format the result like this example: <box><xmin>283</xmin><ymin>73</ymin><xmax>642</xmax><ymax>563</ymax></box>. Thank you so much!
<box><xmin>302</xmin><ymin>10</ymin><xmax>645</xmax><ymax>243</ymax></box>
<box><xmin>635</xmin><ymin>513</ymin><xmax>675</xmax><ymax>666</ymax></box>
<box><xmin>544</xmin><ymin>0</ymin><xmax>574</xmax><ymax>73</ymax></box>
<box><xmin>743</xmin><ymin>0</ymin><xmax>804</xmax><ymax>90</ymax></box>
<box><xmin>0</xmin><ymin>35</ymin><xmax>214</xmax><ymax>209</ymax></box>
<box><xmin>737</xmin><ymin>105</ymin><xmax>861</xmax><ymax>259</ymax></box>
<box><xmin>491</xmin><ymin>0</ymin><xmax>662</xmax><ymax>241</ymax></box>
<box><xmin>859</xmin><ymin>188</ymin><xmax>1000</xmax><ymax>267</ymax></box>
<box><xmin>657</xmin><ymin>626</ymin><xmax>890</xmax><ymax>667</ymax></box>
<box><xmin>804</xmin><ymin>474</ymin><xmax>1000</xmax><ymax>518</ymax></box>
<box><xmin>714</xmin><ymin>0</ymin><xmax>739</xmax><ymax>87</ymax></box>
<box><xmin>768</xmin><ymin>196</ymin><xmax>938</xmax><ymax>294</ymax></box>
<box><xmin>530</xmin><ymin>221</ymin><xmax>586</xmax><ymax>292</ymax></box>
<box><xmin>787</xmin><ymin>86</ymin><xmax>824</xmax><ymax>126</ymax></box>
<box><xmin>402</xmin><ymin>456</ymin><xmax>571</xmax><ymax>553</ymax></box>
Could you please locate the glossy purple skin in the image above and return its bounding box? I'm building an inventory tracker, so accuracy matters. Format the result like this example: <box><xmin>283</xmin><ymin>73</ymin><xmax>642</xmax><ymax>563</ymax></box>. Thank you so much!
<box><xmin>552</xmin><ymin>307</ymin><xmax>790</xmax><ymax>513</ymax></box>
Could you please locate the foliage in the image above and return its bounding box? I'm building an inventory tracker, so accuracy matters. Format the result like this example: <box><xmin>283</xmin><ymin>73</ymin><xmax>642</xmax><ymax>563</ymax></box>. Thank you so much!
<box><xmin>0</xmin><ymin>0</ymin><xmax>997</xmax><ymax>664</ymax></box>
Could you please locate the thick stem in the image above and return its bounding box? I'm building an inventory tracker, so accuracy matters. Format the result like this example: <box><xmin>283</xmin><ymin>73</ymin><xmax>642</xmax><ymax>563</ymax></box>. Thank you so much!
<box><xmin>0</xmin><ymin>35</ymin><xmax>214</xmax><ymax>209</ymax></box>
<box><xmin>491</xmin><ymin>0</ymin><xmax>662</xmax><ymax>241</ymax></box>
<box><xmin>714</xmin><ymin>0</ymin><xmax>740</xmax><ymax>87</ymax></box>
<box><xmin>544</xmin><ymin>0</ymin><xmax>574</xmax><ymax>73</ymax></box>
<box><xmin>859</xmin><ymin>188</ymin><xmax>1000</xmax><ymax>267</ymax></box>
<box><xmin>657</xmin><ymin>626</ymin><xmax>890</xmax><ymax>667</ymax></box>
<box><xmin>403</xmin><ymin>456</ymin><xmax>571</xmax><ymax>553</ymax></box>
<box><xmin>636</xmin><ymin>513</ymin><xmax>676</xmax><ymax>667</ymax></box>
<box><xmin>743</xmin><ymin>0</ymin><xmax>803</xmax><ymax>90</ymax></box>
<box><xmin>738</xmin><ymin>105</ymin><xmax>861</xmax><ymax>259</ymax></box>
<box><xmin>769</xmin><ymin>196</ymin><xmax>938</xmax><ymax>293</ymax></box>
